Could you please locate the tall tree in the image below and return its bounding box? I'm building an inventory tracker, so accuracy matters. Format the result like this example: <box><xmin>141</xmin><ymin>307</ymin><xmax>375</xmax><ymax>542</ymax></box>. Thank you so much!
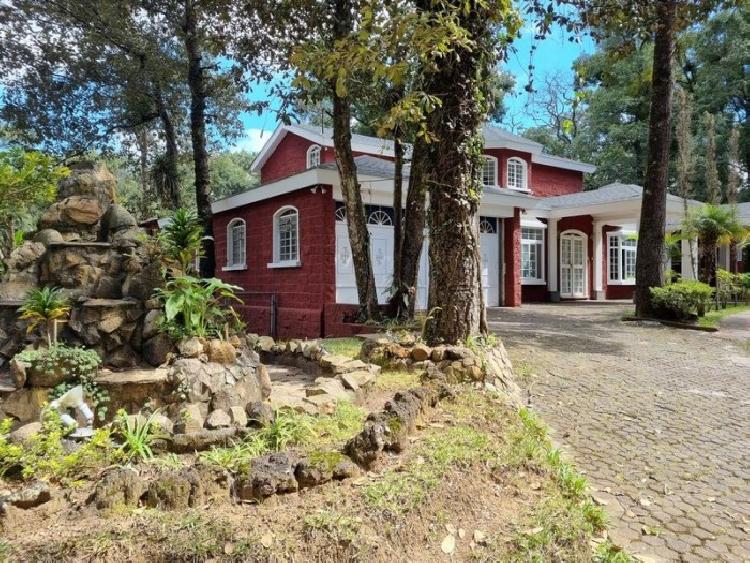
<box><xmin>675</xmin><ymin>88</ymin><xmax>697</xmax><ymax>278</ymax></box>
<box><xmin>703</xmin><ymin>112</ymin><xmax>721</xmax><ymax>204</ymax></box>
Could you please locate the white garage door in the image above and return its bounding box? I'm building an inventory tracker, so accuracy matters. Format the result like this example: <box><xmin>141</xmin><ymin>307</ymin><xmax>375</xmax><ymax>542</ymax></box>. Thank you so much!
<box><xmin>336</xmin><ymin>218</ymin><xmax>430</xmax><ymax>307</ymax></box>
<box><xmin>480</xmin><ymin>218</ymin><xmax>500</xmax><ymax>307</ymax></box>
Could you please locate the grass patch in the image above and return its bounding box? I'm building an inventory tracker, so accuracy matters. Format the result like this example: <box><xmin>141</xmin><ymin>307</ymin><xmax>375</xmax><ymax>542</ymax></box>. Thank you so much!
<box><xmin>515</xmin><ymin>361</ymin><xmax>533</xmax><ymax>380</ymax></box>
<box><xmin>362</xmin><ymin>425</ymin><xmax>494</xmax><ymax>515</ymax></box>
<box><xmin>698</xmin><ymin>303</ymin><xmax>750</xmax><ymax>328</ymax></box>
<box><xmin>321</xmin><ymin>337</ymin><xmax>363</xmax><ymax>359</ymax></box>
<box><xmin>374</xmin><ymin>369</ymin><xmax>421</xmax><ymax>391</ymax></box>
<box><xmin>199</xmin><ymin>402</ymin><xmax>366</xmax><ymax>473</ymax></box>
<box><xmin>303</xmin><ymin>509</ymin><xmax>360</xmax><ymax>544</ymax></box>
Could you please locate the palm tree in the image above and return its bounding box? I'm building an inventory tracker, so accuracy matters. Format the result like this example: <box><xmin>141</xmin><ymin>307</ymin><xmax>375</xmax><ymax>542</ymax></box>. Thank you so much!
<box><xmin>17</xmin><ymin>287</ymin><xmax>70</xmax><ymax>347</ymax></box>
<box><xmin>681</xmin><ymin>205</ymin><xmax>748</xmax><ymax>286</ymax></box>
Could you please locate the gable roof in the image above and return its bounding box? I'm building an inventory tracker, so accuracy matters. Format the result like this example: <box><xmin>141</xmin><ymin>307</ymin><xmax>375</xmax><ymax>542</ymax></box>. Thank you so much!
<box><xmin>318</xmin><ymin>155</ymin><xmax>410</xmax><ymax>178</ymax></box>
<box><xmin>250</xmin><ymin>123</ymin><xmax>595</xmax><ymax>175</ymax></box>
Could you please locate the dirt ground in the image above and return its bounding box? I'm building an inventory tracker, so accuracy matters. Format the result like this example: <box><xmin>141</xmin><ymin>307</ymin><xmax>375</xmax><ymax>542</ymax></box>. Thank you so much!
<box><xmin>1</xmin><ymin>385</ymin><xmax>607</xmax><ymax>562</ymax></box>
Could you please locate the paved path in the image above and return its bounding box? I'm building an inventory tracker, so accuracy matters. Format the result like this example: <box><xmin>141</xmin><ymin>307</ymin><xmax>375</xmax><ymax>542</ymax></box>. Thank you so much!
<box><xmin>488</xmin><ymin>304</ymin><xmax>750</xmax><ymax>562</ymax></box>
<box><xmin>718</xmin><ymin>310</ymin><xmax>750</xmax><ymax>341</ymax></box>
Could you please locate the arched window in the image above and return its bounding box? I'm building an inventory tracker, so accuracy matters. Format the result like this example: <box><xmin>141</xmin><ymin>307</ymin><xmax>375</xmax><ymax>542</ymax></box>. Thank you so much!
<box><xmin>335</xmin><ymin>206</ymin><xmax>347</xmax><ymax>222</ymax></box>
<box><xmin>272</xmin><ymin>206</ymin><xmax>299</xmax><ymax>265</ymax></box>
<box><xmin>367</xmin><ymin>210</ymin><xmax>393</xmax><ymax>225</ymax></box>
<box><xmin>306</xmin><ymin>144</ymin><xmax>321</xmax><ymax>169</ymax></box>
<box><xmin>479</xmin><ymin>218</ymin><xmax>496</xmax><ymax>234</ymax></box>
<box><xmin>225</xmin><ymin>218</ymin><xmax>246</xmax><ymax>269</ymax></box>
<box><xmin>506</xmin><ymin>157</ymin><xmax>528</xmax><ymax>191</ymax></box>
<box><xmin>482</xmin><ymin>156</ymin><xmax>498</xmax><ymax>187</ymax></box>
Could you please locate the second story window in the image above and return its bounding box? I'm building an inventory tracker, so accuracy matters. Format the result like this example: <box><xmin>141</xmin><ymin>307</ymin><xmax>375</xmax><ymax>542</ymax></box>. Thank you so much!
<box><xmin>482</xmin><ymin>156</ymin><xmax>498</xmax><ymax>187</ymax></box>
<box><xmin>306</xmin><ymin>144</ymin><xmax>321</xmax><ymax>169</ymax></box>
<box><xmin>507</xmin><ymin>157</ymin><xmax>528</xmax><ymax>191</ymax></box>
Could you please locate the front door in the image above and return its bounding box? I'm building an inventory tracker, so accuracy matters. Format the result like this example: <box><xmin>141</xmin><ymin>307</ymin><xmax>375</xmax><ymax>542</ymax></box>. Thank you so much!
<box><xmin>480</xmin><ymin>217</ymin><xmax>500</xmax><ymax>307</ymax></box>
<box><xmin>560</xmin><ymin>231</ymin><xmax>587</xmax><ymax>299</ymax></box>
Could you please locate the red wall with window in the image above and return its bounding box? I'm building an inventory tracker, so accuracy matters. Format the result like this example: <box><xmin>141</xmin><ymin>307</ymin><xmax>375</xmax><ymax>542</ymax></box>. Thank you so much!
<box><xmin>260</xmin><ymin>135</ymin><xmax>339</xmax><ymax>184</ymax></box>
<box><xmin>532</xmin><ymin>164</ymin><xmax>584</xmax><ymax>197</ymax></box>
<box><xmin>214</xmin><ymin>186</ymin><xmax>336</xmax><ymax>338</ymax></box>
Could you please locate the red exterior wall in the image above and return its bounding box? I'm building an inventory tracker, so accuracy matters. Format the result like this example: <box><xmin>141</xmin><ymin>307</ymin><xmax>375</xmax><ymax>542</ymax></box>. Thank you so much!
<box><xmin>260</xmin><ymin>134</ymin><xmax>338</xmax><ymax>184</ymax></box>
<box><xmin>532</xmin><ymin>164</ymin><xmax>584</xmax><ymax>197</ymax></box>
<box><xmin>557</xmin><ymin>215</ymin><xmax>594</xmax><ymax>300</ymax></box>
<box><xmin>213</xmin><ymin>186</ymin><xmax>336</xmax><ymax>338</ymax></box>
<box><xmin>503</xmin><ymin>209</ymin><xmax>522</xmax><ymax>307</ymax></box>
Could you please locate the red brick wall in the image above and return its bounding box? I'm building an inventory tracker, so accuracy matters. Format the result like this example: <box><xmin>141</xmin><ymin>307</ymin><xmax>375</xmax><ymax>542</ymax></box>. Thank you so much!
<box><xmin>483</xmin><ymin>149</ymin><xmax>583</xmax><ymax>197</ymax></box>
<box><xmin>532</xmin><ymin>164</ymin><xmax>584</xmax><ymax>197</ymax></box>
<box><xmin>260</xmin><ymin>134</ymin><xmax>336</xmax><ymax>184</ymax></box>
<box><xmin>557</xmin><ymin>215</ymin><xmax>594</xmax><ymax>300</ymax></box>
<box><xmin>503</xmin><ymin>209</ymin><xmax>522</xmax><ymax>307</ymax></box>
<box><xmin>213</xmin><ymin>186</ymin><xmax>336</xmax><ymax>338</ymax></box>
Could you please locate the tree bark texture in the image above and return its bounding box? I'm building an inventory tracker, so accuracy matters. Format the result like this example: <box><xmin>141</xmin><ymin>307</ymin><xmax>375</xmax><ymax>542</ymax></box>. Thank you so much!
<box><xmin>330</xmin><ymin>0</ymin><xmax>379</xmax><ymax>319</ymax></box>
<box><xmin>392</xmin><ymin>136</ymin><xmax>404</xmax><ymax>293</ymax></box>
<box><xmin>635</xmin><ymin>0</ymin><xmax>676</xmax><ymax>317</ymax></box>
<box><xmin>155</xmin><ymin>90</ymin><xmax>182</xmax><ymax>210</ymax></box>
<box><xmin>419</xmin><ymin>1</ymin><xmax>488</xmax><ymax>345</ymax></box>
<box><xmin>697</xmin><ymin>237</ymin><xmax>718</xmax><ymax>286</ymax></box>
<box><xmin>389</xmin><ymin>136</ymin><xmax>428</xmax><ymax>319</ymax></box>
<box><xmin>183</xmin><ymin>0</ymin><xmax>215</xmax><ymax>277</ymax></box>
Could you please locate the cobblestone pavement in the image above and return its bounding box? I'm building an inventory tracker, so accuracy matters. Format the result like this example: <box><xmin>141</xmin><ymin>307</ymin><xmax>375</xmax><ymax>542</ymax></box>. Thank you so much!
<box><xmin>488</xmin><ymin>304</ymin><xmax>750</xmax><ymax>562</ymax></box>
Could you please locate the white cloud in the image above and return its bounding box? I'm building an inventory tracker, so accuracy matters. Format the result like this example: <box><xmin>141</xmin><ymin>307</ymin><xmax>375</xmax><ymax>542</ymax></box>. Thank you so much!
<box><xmin>231</xmin><ymin>128</ymin><xmax>271</xmax><ymax>153</ymax></box>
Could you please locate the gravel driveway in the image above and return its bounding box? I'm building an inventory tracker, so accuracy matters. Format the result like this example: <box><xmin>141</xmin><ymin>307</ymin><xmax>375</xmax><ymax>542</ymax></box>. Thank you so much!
<box><xmin>488</xmin><ymin>304</ymin><xmax>750</xmax><ymax>562</ymax></box>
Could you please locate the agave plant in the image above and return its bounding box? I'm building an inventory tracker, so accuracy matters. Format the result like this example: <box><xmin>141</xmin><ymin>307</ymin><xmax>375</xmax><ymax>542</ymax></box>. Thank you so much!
<box><xmin>159</xmin><ymin>208</ymin><xmax>204</xmax><ymax>275</ymax></box>
<box><xmin>17</xmin><ymin>286</ymin><xmax>70</xmax><ymax>347</ymax></box>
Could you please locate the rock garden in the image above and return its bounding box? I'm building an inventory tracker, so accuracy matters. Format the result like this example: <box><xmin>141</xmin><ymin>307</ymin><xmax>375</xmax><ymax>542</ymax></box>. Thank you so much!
<box><xmin>0</xmin><ymin>164</ymin><xmax>616</xmax><ymax>560</ymax></box>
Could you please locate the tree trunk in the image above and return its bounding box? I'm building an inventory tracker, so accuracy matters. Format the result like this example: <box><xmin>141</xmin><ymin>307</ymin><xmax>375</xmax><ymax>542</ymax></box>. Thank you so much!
<box><xmin>392</xmin><ymin>135</ymin><xmax>404</xmax><ymax>297</ymax></box>
<box><xmin>155</xmin><ymin>89</ymin><xmax>182</xmax><ymax>210</ymax></box>
<box><xmin>419</xmin><ymin>1</ymin><xmax>488</xmax><ymax>345</ymax></box>
<box><xmin>697</xmin><ymin>236</ymin><xmax>717</xmax><ymax>286</ymax></box>
<box><xmin>183</xmin><ymin>0</ymin><xmax>215</xmax><ymax>277</ymax></box>
<box><xmin>634</xmin><ymin>0</ymin><xmax>676</xmax><ymax>317</ymax></box>
<box><xmin>332</xmin><ymin>94</ymin><xmax>380</xmax><ymax>320</ymax></box>
<box><xmin>390</xmin><ymin>137</ymin><xmax>428</xmax><ymax>319</ymax></box>
<box><xmin>135</xmin><ymin>128</ymin><xmax>151</xmax><ymax>218</ymax></box>
<box><xmin>330</xmin><ymin>0</ymin><xmax>379</xmax><ymax>320</ymax></box>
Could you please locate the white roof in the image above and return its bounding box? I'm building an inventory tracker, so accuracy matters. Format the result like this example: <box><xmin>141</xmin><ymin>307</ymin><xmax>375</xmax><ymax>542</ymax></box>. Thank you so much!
<box><xmin>250</xmin><ymin>123</ymin><xmax>595</xmax><ymax>174</ymax></box>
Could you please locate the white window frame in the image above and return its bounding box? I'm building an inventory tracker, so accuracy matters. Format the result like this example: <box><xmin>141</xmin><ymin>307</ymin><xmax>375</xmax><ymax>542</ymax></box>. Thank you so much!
<box><xmin>306</xmin><ymin>144</ymin><xmax>321</xmax><ymax>169</ymax></box>
<box><xmin>521</xmin><ymin>224</ymin><xmax>546</xmax><ymax>285</ymax></box>
<box><xmin>506</xmin><ymin>157</ymin><xmax>529</xmax><ymax>191</ymax></box>
<box><xmin>607</xmin><ymin>232</ymin><xmax>637</xmax><ymax>285</ymax></box>
<box><xmin>223</xmin><ymin>219</ymin><xmax>246</xmax><ymax>271</ymax></box>
<box><xmin>268</xmin><ymin>205</ymin><xmax>301</xmax><ymax>268</ymax></box>
<box><xmin>481</xmin><ymin>155</ymin><xmax>498</xmax><ymax>188</ymax></box>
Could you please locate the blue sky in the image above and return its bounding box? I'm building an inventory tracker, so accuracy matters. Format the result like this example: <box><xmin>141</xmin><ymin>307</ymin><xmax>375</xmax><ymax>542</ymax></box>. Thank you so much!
<box><xmin>233</xmin><ymin>20</ymin><xmax>595</xmax><ymax>154</ymax></box>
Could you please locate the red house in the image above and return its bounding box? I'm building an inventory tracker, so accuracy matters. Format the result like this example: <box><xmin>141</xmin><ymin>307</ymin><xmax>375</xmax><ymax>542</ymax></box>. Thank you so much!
<box><xmin>213</xmin><ymin>124</ymin><xmax>697</xmax><ymax>338</ymax></box>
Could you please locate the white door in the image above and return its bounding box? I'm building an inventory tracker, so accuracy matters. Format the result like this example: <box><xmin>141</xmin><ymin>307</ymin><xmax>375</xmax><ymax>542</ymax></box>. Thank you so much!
<box><xmin>560</xmin><ymin>231</ymin><xmax>587</xmax><ymax>299</ymax></box>
<box><xmin>335</xmin><ymin>222</ymin><xmax>394</xmax><ymax>305</ymax></box>
<box><xmin>480</xmin><ymin>218</ymin><xmax>500</xmax><ymax>307</ymax></box>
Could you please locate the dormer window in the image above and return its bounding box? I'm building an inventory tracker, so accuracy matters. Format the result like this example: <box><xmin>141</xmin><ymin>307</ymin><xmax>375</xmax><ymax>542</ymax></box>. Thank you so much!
<box><xmin>507</xmin><ymin>157</ymin><xmax>528</xmax><ymax>191</ymax></box>
<box><xmin>482</xmin><ymin>156</ymin><xmax>498</xmax><ymax>187</ymax></box>
<box><xmin>306</xmin><ymin>144</ymin><xmax>321</xmax><ymax>169</ymax></box>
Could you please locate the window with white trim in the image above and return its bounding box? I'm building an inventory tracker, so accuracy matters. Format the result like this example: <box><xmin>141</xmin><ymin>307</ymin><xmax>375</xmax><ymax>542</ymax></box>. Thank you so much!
<box><xmin>226</xmin><ymin>219</ymin><xmax>246</xmax><ymax>268</ymax></box>
<box><xmin>521</xmin><ymin>227</ymin><xmax>545</xmax><ymax>283</ymax></box>
<box><xmin>608</xmin><ymin>233</ymin><xmax>637</xmax><ymax>282</ymax></box>
<box><xmin>273</xmin><ymin>207</ymin><xmax>299</xmax><ymax>264</ymax></box>
<box><xmin>506</xmin><ymin>157</ymin><xmax>528</xmax><ymax>191</ymax></box>
<box><xmin>482</xmin><ymin>156</ymin><xmax>498</xmax><ymax>187</ymax></box>
<box><xmin>306</xmin><ymin>144</ymin><xmax>321</xmax><ymax>169</ymax></box>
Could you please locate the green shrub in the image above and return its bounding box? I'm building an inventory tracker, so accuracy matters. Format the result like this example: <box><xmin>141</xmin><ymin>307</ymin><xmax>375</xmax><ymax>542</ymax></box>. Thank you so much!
<box><xmin>16</xmin><ymin>346</ymin><xmax>109</xmax><ymax>420</ymax></box>
<box><xmin>0</xmin><ymin>411</ymin><xmax>115</xmax><ymax>482</ymax></box>
<box><xmin>158</xmin><ymin>208</ymin><xmax>204</xmax><ymax>276</ymax></box>
<box><xmin>650</xmin><ymin>280</ymin><xmax>714</xmax><ymax>319</ymax></box>
<box><xmin>155</xmin><ymin>275</ymin><xmax>243</xmax><ymax>338</ymax></box>
<box><xmin>113</xmin><ymin>409</ymin><xmax>166</xmax><ymax>462</ymax></box>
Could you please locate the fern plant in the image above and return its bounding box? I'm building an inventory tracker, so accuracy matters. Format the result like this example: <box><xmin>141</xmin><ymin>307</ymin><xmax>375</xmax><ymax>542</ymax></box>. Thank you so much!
<box><xmin>114</xmin><ymin>409</ymin><xmax>166</xmax><ymax>462</ymax></box>
<box><xmin>17</xmin><ymin>287</ymin><xmax>70</xmax><ymax>346</ymax></box>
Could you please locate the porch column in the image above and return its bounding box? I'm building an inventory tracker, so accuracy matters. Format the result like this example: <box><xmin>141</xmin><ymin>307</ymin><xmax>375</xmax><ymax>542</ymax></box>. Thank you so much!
<box><xmin>593</xmin><ymin>221</ymin><xmax>605</xmax><ymax>300</ymax></box>
<box><xmin>547</xmin><ymin>218</ymin><xmax>559</xmax><ymax>302</ymax></box>
<box><xmin>503</xmin><ymin>208</ymin><xmax>522</xmax><ymax>307</ymax></box>
<box><xmin>681</xmin><ymin>238</ymin><xmax>697</xmax><ymax>280</ymax></box>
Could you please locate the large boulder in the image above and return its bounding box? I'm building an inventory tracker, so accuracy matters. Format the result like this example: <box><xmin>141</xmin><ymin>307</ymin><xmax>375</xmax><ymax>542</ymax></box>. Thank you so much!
<box><xmin>5</xmin><ymin>241</ymin><xmax>46</xmax><ymax>271</ymax></box>
<box><xmin>33</xmin><ymin>229</ymin><xmax>64</xmax><ymax>245</ymax></box>
<box><xmin>100</xmin><ymin>204</ymin><xmax>137</xmax><ymax>236</ymax></box>
<box><xmin>142</xmin><ymin>333</ymin><xmax>173</xmax><ymax>367</ymax></box>
<box><xmin>234</xmin><ymin>452</ymin><xmax>299</xmax><ymax>501</ymax></box>
<box><xmin>57</xmin><ymin>161</ymin><xmax>116</xmax><ymax>207</ymax></box>
<box><xmin>92</xmin><ymin>468</ymin><xmax>146</xmax><ymax>510</ymax></box>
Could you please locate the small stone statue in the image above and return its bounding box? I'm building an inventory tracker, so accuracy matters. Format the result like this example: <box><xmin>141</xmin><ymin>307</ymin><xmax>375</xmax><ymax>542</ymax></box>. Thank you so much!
<box><xmin>48</xmin><ymin>385</ymin><xmax>95</xmax><ymax>438</ymax></box>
